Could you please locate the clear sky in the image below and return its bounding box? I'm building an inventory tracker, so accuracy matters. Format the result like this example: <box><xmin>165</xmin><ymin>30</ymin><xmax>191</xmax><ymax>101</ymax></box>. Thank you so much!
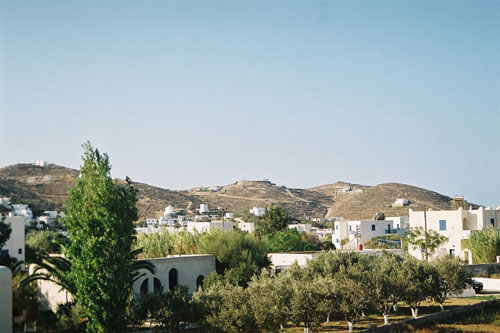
<box><xmin>1</xmin><ymin>1</ymin><xmax>499</xmax><ymax>206</ymax></box>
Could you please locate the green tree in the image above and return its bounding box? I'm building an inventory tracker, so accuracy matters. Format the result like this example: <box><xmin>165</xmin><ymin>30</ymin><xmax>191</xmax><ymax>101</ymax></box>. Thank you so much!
<box><xmin>255</xmin><ymin>205</ymin><xmax>289</xmax><ymax>236</ymax></box>
<box><xmin>286</xmin><ymin>264</ymin><xmax>329</xmax><ymax>333</ymax></box>
<box><xmin>64</xmin><ymin>142</ymin><xmax>142</xmax><ymax>332</ymax></box>
<box><xmin>406</xmin><ymin>227</ymin><xmax>448</xmax><ymax>259</ymax></box>
<box><xmin>198</xmin><ymin>230</ymin><xmax>270</xmax><ymax>287</ymax></box>
<box><xmin>463</xmin><ymin>228</ymin><xmax>500</xmax><ymax>263</ymax></box>
<box><xmin>264</xmin><ymin>228</ymin><xmax>320</xmax><ymax>252</ymax></box>
<box><xmin>194</xmin><ymin>280</ymin><xmax>257</xmax><ymax>332</ymax></box>
<box><xmin>400</xmin><ymin>256</ymin><xmax>440</xmax><ymax>319</ymax></box>
<box><xmin>25</xmin><ymin>230</ymin><xmax>69</xmax><ymax>260</ymax></box>
<box><xmin>133</xmin><ymin>285</ymin><xmax>196</xmax><ymax>332</ymax></box>
<box><xmin>0</xmin><ymin>215</ymin><xmax>12</xmax><ymax>249</ymax></box>
<box><xmin>432</xmin><ymin>256</ymin><xmax>472</xmax><ymax>311</ymax></box>
<box><xmin>247</xmin><ymin>272</ymin><xmax>291</xmax><ymax>332</ymax></box>
<box><xmin>371</xmin><ymin>253</ymin><xmax>405</xmax><ymax>325</ymax></box>
<box><xmin>333</xmin><ymin>260</ymin><xmax>376</xmax><ymax>333</ymax></box>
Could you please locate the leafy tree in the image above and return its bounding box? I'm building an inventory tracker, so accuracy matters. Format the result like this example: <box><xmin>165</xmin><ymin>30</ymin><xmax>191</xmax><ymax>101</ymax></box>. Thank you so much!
<box><xmin>255</xmin><ymin>205</ymin><xmax>289</xmax><ymax>236</ymax></box>
<box><xmin>286</xmin><ymin>264</ymin><xmax>330</xmax><ymax>333</ymax></box>
<box><xmin>306</xmin><ymin>251</ymin><xmax>363</xmax><ymax>279</ymax></box>
<box><xmin>371</xmin><ymin>252</ymin><xmax>405</xmax><ymax>325</ymax></box>
<box><xmin>463</xmin><ymin>228</ymin><xmax>500</xmax><ymax>263</ymax></box>
<box><xmin>432</xmin><ymin>256</ymin><xmax>472</xmax><ymax>311</ymax></box>
<box><xmin>0</xmin><ymin>215</ymin><xmax>12</xmax><ymax>249</ymax></box>
<box><xmin>400</xmin><ymin>256</ymin><xmax>440</xmax><ymax>319</ymax></box>
<box><xmin>264</xmin><ymin>229</ymin><xmax>320</xmax><ymax>252</ymax></box>
<box><xmin>25</xmin><ymin>230</ymin><xmax>69</xmax><ymax>260</ymax></box>
<box><xmin>333</xmin><ymin>260</ymin><xmax>375</xmax><ymax>333</ymax></box>
<box><xmin>198</xmin><ymin>230</ymin><xmax>270</xmax><ymax>287</ymax></box>
<box><xmin>247</xmin><ymin>272</ymin><xmax>291</xmax><ymax>332</ymax></box>
<box><xmin>64</xmin><ymin>142</ymin><xmax>145</xmax><ymax>332</ymax></box>
<box><xmin>133</xmin><ymin>285</ymin><xmax>196</xmax><ymax>332</ymax></box>
<box><xmin>193</xmin><ymin>280</ymin><xmax>257</xmax><ymax>332</ymax></box>
<box><xmin>406</xmin><ymin>227</ymin><xmax>448</xmax><ymax>259</ymax></box>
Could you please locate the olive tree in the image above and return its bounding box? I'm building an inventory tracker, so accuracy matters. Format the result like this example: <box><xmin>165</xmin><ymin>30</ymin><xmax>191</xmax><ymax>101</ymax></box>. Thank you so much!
<box><xmin>371</xmin><ymin>253</ymin><xmax>405</xmax><ymax>325</ymax></box>
<box><xmin>432</xmin><ymin>256</ymin><xmax>472</xmax><ymax>311</ymax></box>
<box><xmin>400</xmin><ymin>256</ymin><xmax>440</xmax><ymax>319</ymax></box>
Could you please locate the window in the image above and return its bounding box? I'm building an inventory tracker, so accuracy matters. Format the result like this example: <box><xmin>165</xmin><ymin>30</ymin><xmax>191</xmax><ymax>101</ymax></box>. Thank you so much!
<box><xmin>196</xmin><ymin>275</ymin><xmax>204</xmax><ymax>289</ymax></box>
<box><xmin>336</xmin><ymin>238</ymin><xmax>339</xmax><ymax>244</ymax></box>
<box><xmin>349</xmin><ymin>225</ymin><xmax>352</xmax><ymax>231</ymax></box>
<box><xmin>169</xmin><ymin>268</ymin><xmax>178</xmax><ymax>290</ymax></box>
<box><xmin>335</xmin><ymin>225</ymin><xmax>338</xmax><ymax>230</ymax></box>
<box><xmin>439</xmin><ymin>220</ymin><xmax>446</xmax><ymax>231</ymax></box>
<box><xmin>491</xmin><ymin>218</ymin><xmax>495</xmax><ymax>227</ymax></box>
<box><xmin>153</xmin><ymin>278</ymin><xmax>162</xmax><ymax>292</ymax></box>
<box><xmin>387</xmin><ymin>224</ymin><xmax>391</xmax><ymax>231</ymax></box>
<box><xmin>140</xmin><ymin>278</ymin><xmax>149</xmax><ymax>296</ymax></box>
<box><xmin>397</xmin><ymin>224</ymin><xmax>400</xmax><ymax>230</ymax></box>
<box><xmin>449</xmin><ymin>249</ymin><xmax>455</xmax><ymax>257</ymax></box>
<box><xmin>18</xmin><ymin>248</ymin><xmax>22</xmax><ymax>254</ymax></box>
<box><xmin>371</xmin><ymin>224</ymin><xmax>376</xmax><ymax>231</ymax></box>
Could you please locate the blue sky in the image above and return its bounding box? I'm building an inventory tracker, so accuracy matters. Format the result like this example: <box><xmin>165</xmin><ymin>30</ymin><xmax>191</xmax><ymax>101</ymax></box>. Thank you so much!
<box><xmin>1</xmin><ymin>1</ymin><xmax>499</xmax><ymax>206</ymax></box>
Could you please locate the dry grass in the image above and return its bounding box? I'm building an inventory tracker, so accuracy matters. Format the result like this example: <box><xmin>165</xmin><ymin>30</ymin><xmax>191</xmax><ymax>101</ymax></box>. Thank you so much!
<box><xmin>283</xmin><ymin>297</ymin><xmax>496</xmax><ymax>332</ymax></box>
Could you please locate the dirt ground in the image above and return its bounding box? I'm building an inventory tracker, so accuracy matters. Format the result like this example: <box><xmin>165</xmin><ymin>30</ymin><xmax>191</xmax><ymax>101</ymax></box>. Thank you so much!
<box><xmin>284</xmin><ymin>296</ymin><xmax>499</xmax><ymax>332</ymax></box>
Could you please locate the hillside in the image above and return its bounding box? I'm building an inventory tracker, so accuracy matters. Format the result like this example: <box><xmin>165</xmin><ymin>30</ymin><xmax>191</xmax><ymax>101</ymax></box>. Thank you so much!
<box><xmin>0</xmin><ymin>163</ymin><xmax>470</xmax><ymax>220</ymax></box>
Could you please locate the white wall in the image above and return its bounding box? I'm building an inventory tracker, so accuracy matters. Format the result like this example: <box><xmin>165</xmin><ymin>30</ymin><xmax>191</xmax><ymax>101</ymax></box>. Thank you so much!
<box><xmin>238</xmin><ymin>222</ymin><xmax>255</xmax><ymax>233</ymax></box>
<box><xmin>133</xmin><ymin>255</ymin><xmax>216</xmax><ymax>295</ymax></box>
<box><xmin>0</xmin><ymin>266</ymin><xmax>12</xmax><ymax>333</ymax></box>
<box><xmin>36</xmin><ymin>255</ymin><xmax>216</xmax><ymax>311</ymax></box>
<box><xmin>268</xmin><ymin>252</ymin><xmax>318</xmax><ymax>272</ymax></box>
<box><xmin>2</xmin><ymin>216</ymin><xmax>25</xmax><ymax>263</ymax></box>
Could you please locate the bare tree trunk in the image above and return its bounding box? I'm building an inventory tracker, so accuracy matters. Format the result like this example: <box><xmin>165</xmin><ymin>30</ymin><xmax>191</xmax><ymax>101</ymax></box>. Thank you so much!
<box><xmin>411</xmin><ymin>307</ymin><xmax>419</xmax><ymax>319</ymax></box>
<box><xmin>393</xmin><ymin>302</ymin><xmax>398</xmax><ymax>311</ymax></box>
<box><xmin>348</xmin><ymin>321</ymin><xmax>354</xmax><ymax>333</ymax></box>
<box><xmin>439</xmin><ymin>303</ymin><xmax>444</xmax><ymax>312</ymax></box>
<box><xmin>383</xmin><ymin>313</ymin><xmax>389</xmax><ymax>325</ymax></box>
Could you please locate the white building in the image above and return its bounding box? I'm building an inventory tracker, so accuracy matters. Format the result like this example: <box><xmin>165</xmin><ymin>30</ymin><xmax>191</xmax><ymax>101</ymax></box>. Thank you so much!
<box><xmin>187</xmin><ymin>221</ymin><xmax>234</xmax><ymax>234</ymax></box>
<box><xmin>237</xmin><ymin>222</ymin><xmax>255</xmax><ymax>233</ymax></box>
<box><xmin>146</xmin><ymin>219</ymin><xmax>157</xmax><ymax>227</ymax></box>
<box><xmin>339</xmin><ymin>186</ymin><xmax>352</xmax><ymax>193</ymax></box>
<box><xmin>224</xmin><ymin>212</ymin><xmax>234</xmax><ymax>219</ymax></box>
<box><xmin>163</xmin><ymin>205</ymin><xmax>175</xmax><ymax>216</ymax></box>
<box><xmin>158</xmin><ymin>216</ymin><xmax>176</xmax><ymax>227</ymax></box>
<box><xmin>1</xmin><ymin>216</ymin><xmax>25</xmax><ymax>263</ymax></box>
<box><xmin>393</xmin><ymin>198</ymin><xmax>410</xmax><ymax>207</ymax></box>
<box><xmin>34</xmin><ymin>160</ymin><xmax>48</xmax><ymax>167</ymax></box>
<box><xmin>249</xmin><ymin>207</ymin><xmax>266</xmax><ymax>217</ymax></box>
<box><xmin>331</xmin><ymin>218</ymin><xmax>408</xmax><ymax>250</ymax></box>
<box><xmin>11</xmin><ymin>204</ymin><xmax>33</xmax><ymax>219</ymax></box>
<box><xmin>0</xmin><ymin>197</ymin><xmax>11</xmax><ymax>207</ymax></box>
<box><xmin>35</xmin><ymin>254</ymin><xmax>216</xmax><ymax>311</ymax></box>
<box><xmin>199</xmin><ymin>204</ymin><xmax>209</xmax><ymax>214</ymax></box>
<box><xmin>408</xmin><ymin>206</ymin><xmax>500</xmax><ymax>263</ymax></box>
<box><xmin>288</xmin><ymin>223</ymin><xmax>312</xmax><ymax>233</ymax></box>
<box><xmin>268</xmin><ymin>252</ymin><xmax>319</xmax><ymax>272</ymax></box>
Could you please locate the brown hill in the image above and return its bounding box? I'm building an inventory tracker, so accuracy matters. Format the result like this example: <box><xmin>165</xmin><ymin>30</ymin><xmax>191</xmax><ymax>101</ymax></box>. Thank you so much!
<box><xmin>0</xmin><ymin>164</ymin><xmax>470</xmax><ymax>220</ymax></box>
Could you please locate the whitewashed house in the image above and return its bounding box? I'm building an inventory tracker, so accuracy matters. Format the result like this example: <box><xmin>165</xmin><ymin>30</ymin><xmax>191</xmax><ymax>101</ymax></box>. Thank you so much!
<box><xmin>331</xmin><ymin>218</ymin><xmax>408</xmax><ymax>249</ymax></box>
<box><xmin>146</xmin><ymin>219</ymin><xmax>157</xmax><ymax>227</ymax></box>
<box><xmin>408</xmin><ymin>206</ymin><xmax>500</xmax><ymax>263</ymax></box>
<box><xmin>199</xmin><ymin>204</ymin><xmax>209</xmax><ymax>214</ymax></box>
<box><xmin>288</xmin><ymin>223</ymin><xmax>312</xmax><ymax>233</ymax></box>
<box><xmin>393</xmin><ymin>198</ymin><xmax>410</xmax><ymax>207</ymax></box>
<box><xmin>237</xmin><ymin>222</ymin><xmax>255</xmax><ymax>233</ymax></box>
<box><xmin>187</xmin><ymin>221</ymin><xmax>234</xmax><ymax>234</ymax></box>
<box><xmin>158</xmin><ymin>216</ymin><xmax>176</xmax><ymax>227</ymax></box>
<box><xmin>249</xmin><ymin>207</ymin><xmax>265</xmax><ymax>217</ymax></box>
<box><xmin>163</xmin><ymin>205</ymin><xmax>175</xmax><ymax>216</ymax></box>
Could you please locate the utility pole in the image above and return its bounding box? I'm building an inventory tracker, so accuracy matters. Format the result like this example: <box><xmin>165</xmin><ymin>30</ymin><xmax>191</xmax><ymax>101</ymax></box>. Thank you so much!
<box><xmin>424</xmin><ymin>205</ymin><xmax>429</xmax><ymax>262</ymax></box>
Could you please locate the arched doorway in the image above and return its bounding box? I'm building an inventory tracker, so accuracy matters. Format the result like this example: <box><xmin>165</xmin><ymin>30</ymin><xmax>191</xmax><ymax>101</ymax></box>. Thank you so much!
<box><xmin>154</xmin><ymin>277</ymin><xmax>162</xmax><ymax>292</ymax></box>
<box><xmin>140</xmin><ymin>278</ymin><xmax>149</xmax><ymax>296</ymax></box>
<box><xmin>196</xmin><ymin>275</ymin><xmax>204</xmax><ymax>289</ymax></box>
<box><xmin>169</xmin><ymin>268</ymin><xmax>178</xmax><ymax>290</ymax></box>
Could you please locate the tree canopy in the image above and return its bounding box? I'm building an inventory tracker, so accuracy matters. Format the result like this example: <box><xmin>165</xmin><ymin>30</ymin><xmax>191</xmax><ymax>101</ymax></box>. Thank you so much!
<box><xmin>65</xmin><ymin>142</ymin><xmax>140</xmax><ymax>332</ymax></box>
